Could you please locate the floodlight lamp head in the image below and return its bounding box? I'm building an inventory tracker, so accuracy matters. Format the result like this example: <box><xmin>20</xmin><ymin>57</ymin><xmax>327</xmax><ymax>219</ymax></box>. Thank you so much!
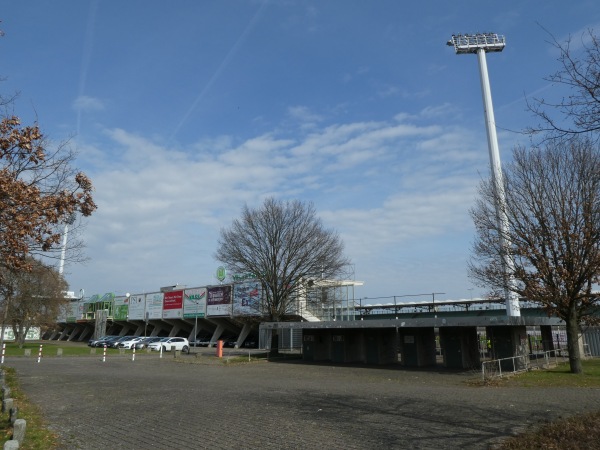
<box><xmin>447</xmin><ymin>33</ymin><xmax>506</xmax><ymax>54</ymax></box>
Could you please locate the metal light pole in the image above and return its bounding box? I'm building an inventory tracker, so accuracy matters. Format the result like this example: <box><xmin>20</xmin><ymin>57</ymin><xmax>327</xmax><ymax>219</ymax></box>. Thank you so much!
<box><xmin>58</xmin><ymin>213</ymin><xmax>77</xmax><ymax>276</ymax></box>
<box><xmin>447</xmin><ymin>33</ymin><xmax>521</xmax><ymax>317</ymax></box>
<box><xmin>194</xmin><ymin>299</ymin><xmax>199</xmax><ymax>348</ymax></box>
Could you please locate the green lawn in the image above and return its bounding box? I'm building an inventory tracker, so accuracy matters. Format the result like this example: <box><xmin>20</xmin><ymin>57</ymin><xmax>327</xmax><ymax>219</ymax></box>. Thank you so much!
<box><xmin>494</xmin><ymin>357</ymin><xmax>600</xmax><ymax>388</ymax></box>
<box><xmin>0</xmin><ymin>340</ymin><xmax>131</xmax><ymax>358</ymax></box>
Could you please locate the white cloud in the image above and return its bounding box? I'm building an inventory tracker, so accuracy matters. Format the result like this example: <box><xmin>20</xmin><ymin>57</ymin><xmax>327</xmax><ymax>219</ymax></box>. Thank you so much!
<box><xmin>69</xmin><ymin>112</ymin><xmax>489</xmax><ymax>299</ymax></box>
<box><xmin>72</xmin><ymin>95</ymin><xmax>104</xmax><ymax>112</ymax></box>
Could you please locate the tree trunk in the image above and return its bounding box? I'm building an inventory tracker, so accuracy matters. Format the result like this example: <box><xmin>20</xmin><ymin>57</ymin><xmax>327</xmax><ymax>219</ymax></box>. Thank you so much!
<box><xmin>565</xmin><ymin>308</ymin><xmax>583</xmax><ymax>374</ymax></box>
<box><xmin>17</xmin><ymin>325</ymin><xmax>29</xmax><ymax>349</ymax></box>
<box><xmin>269</xmin><ymin>330</ymin><xmax>279</xmax><ymax>357</ymax></box>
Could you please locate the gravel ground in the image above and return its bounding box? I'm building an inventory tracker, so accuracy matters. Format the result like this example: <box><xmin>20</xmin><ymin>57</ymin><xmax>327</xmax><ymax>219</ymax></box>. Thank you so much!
<box><xmin>6</xmin><ymin>351</ymin><xmax>600</xmax><ymax>450</ymax></box>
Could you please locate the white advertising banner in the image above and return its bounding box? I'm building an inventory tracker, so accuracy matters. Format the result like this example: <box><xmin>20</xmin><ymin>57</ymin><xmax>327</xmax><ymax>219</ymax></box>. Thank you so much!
<box><xmin>67</xmin><ymin>301</ymin><xmax>79</xmax><ymax>323</ymax></box>
<box><xmin>183</xmin><ymin>287</ymin><xmax>207</xmax><ymax>318</ymax></box>
<box><xmin>56</xmin><ymin>302</ymin><xmax>68</xmax><ymax>323</ymax></box>
<box><xmin>233</xmin><ymin>281</ymin><xmax>262</xmax><ymax>316</ymax></box>
<box><xmin>146</xmin><ymin>292</ymin><xmax>164</xmax><ymax>319</ymax></box>
<box><xmin>128</xmin><ymin>294</ymin><xmax>146</xmax><ymax>321</ymax></box>
<box><xmin>2</xmin><ymin>327</ymin><xmax>41</xmax><ymax>341</ymax></box>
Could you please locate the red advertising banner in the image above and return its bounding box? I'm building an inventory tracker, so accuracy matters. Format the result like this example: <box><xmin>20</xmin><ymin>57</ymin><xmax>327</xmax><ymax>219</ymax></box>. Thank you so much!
<box><xmin>163</xmin><ymin>290</ymin><xmax>184</xmax><ymax>319</ymax></box>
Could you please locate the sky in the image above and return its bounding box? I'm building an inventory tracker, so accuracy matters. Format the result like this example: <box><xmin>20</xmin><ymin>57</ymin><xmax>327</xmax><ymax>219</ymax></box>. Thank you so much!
<box><xmin>1</xmin><ymin>1</ymin><xmax>599</xmax><ymax>303</ymax></box>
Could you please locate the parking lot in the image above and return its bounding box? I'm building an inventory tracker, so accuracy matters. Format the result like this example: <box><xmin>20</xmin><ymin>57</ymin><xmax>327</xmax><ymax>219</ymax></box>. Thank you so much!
<box><xmin>6</xmin><ymin>352</ymin><xmax>600</xmax><ymax>449</ymax></box>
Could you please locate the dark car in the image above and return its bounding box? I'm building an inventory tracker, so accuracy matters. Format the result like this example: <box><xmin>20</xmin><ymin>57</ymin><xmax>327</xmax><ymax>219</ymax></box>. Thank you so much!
<box><xmin>88</xmin><ymin>335</ymin><xmax>116</xmax><ymax>347</ymax></box>
<box><xmin>242</xmin><ymin>339</ymin><xmax>258</xmax><ymax>348</ymax></box>
<box><xmin>189</xmin><ymin>337</ymin><xmax>211</xmax><ymax>347</ymax></box>
<box><xmin>93</xmin><ymin>336</ymin><xmax>120</xmax><ymax>348</ymax></box>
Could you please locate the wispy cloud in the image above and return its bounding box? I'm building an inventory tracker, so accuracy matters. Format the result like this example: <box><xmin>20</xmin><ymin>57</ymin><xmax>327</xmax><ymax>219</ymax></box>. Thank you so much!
<box><xmin>72</xmin><ymin>95</ymin><xmax>104</xmax><ymax>113</ymax></box>
<box><xmin>72</xmin><ymin>112</ymin><xmax>487</xmax><ymax>297</ymax></box>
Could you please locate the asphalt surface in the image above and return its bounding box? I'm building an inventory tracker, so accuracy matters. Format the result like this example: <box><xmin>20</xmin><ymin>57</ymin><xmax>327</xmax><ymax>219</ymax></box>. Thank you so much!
<box><xmin>5</xmin><ymin>350</ymin><xmax>600</xmax><ymax>450</ymax></box>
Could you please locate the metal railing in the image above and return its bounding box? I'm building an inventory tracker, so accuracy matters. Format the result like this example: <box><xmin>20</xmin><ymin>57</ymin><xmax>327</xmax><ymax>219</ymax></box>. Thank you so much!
<box><xmin>481</xmin><ymin>350</ymin><xmax>569</xmax><ymax>380</ymax></box>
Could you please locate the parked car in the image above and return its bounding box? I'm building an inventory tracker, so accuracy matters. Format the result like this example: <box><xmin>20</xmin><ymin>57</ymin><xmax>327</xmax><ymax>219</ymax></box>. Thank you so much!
<box><xmin>223</xmin><ymin>339</ymin><xmax>237</xmax><ymax>348</ymax></box>
<box><xmin>242</xmin><ymin>339</ymin><xmax>258</xmax><ymax>348</ymax></box>
<box><xmin>109</xmin><ymin>335</ymin><xmax>135</xmax><ymax>349</ymax></box>
<box><xmin>118</xmin><ymin>336</ymin><xmax>145</xmax><ymax>349</ymax></box>
<box><xmin>88</xmin><ymin>335</ymin><xmax>116</xmax><ymax>347</ymax></box>
<box><xmin>148</xmin><ymin>337</ymin><xmax>189</xmax><ymax>353</ymax></box>
<box><xmin>189</xmin><ymin>338</ymin><xmax>211</xmax><ymax>347</ymax></box>
<box><xmin>93</xmin><ymin>336</ymin><xmax>120</xmax><ymax>348</ymax></box>
<box><xmin>134</xmin><ymin>337</ymin><xmax>162</xmax><ymax>350</ymax></box>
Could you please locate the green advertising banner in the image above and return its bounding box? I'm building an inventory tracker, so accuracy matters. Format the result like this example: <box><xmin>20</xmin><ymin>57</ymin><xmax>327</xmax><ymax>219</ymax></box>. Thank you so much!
<box><xmin>113</xmin><ymin>296</ymin><xmax>129</xmax><ymax>320</ymax></box>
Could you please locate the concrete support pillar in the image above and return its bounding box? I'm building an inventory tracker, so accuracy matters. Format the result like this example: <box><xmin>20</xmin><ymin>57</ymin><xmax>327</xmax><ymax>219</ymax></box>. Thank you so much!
<box><xmin>167</xmin><ymin>322</ymin><xmax>181</xmax><ymax>337</ymax></box>
<box><xmin>78</xmin><ymin>327</ymin><xmax>92</xmax><ymax>342</ymax></box>
<box><xmin>209</xmin><ymin>324</ymin><xmax>225</xmax><ymax>347</ymax></box>
<box><xmin>68</xmin><ymin>326</ymin><xmax>82</xmax><ymax>341</ymax></box>
<box><xmin>235</xmin><ymin>323</ymin><xmax>252</xmax><ymax>348</ymax></box>
<box><xmin>149</xmin><ymin>322</ymin><xmax>163</xmax><ymax>337</ymax></box>
<box><xmin>57</xmin><ymin>327</ymin><xmax>69</xmax><ymax>341</ymax></box>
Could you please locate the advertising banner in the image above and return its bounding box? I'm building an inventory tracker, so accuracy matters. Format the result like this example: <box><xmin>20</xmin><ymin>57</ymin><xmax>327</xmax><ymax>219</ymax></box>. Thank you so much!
<box><xmin>66</xmin><ymin>301</ymin><xmax>79</xmax><ymax>323</ymax></box>
<box><xmin>207</xmin><ymin>285</ymin><xmax>232</xmax><ymax>317</ymax></box>
<box><xmin>128</xmin><ymin>294</ymin><xmax>146</xmax><ymax>320</ymax></box>
<box><xmin>2</xmin><ymin>327</ymin><xmax>41</xmax><ymax>341</ymax></box>
<box><xmin>163</xmin><ymin>290</ymin><xmax>184</xmax><ymax>319</ymax></box>
<box><xmin>113</xmin><ymin>295</ymin><xmax>129</xmax><ymax>320</ymax></box>
<box><xmin>146</xmin><ymin>292</ymin><xmax>164</xmax><ymax>319</ymax></box>
<box><xmin>233</xmin><ymin>281</ymin><xmax>262</xmax><ymax>316</ymax></box>
<box><xmin>56</xmin><ymin>302</ymin><xmax>68</xmax><ymax>323</ymax></box>
<box><xmin>183</xmin><ymin>287</ymin><xmax>207</xmax><ymax>318</ymax></box>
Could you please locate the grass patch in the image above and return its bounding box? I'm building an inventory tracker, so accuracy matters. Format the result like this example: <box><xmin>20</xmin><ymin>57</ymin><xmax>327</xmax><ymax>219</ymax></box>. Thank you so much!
<box><xmin>491</xmin><ymin>357</ymin><xmax>600</xmax><ymax>388</ymax></box>
<box><xmin>484</xmin><ymin>358</ymin><xmax>600</xmax><ymax>449</ymax></box>
<box><xmin>0</xmin><ymin>341</ymin><xmax>132</xmax><ymax>358</ymax></box>
<box><xmin>223</xmin><ymin>354</ymin><xmax>269</xmax><ymax>364</ymax></box>
<box><xmin>497</xmin><ymin>410</ymin><xmax>600</xmax><ymax>449</ymax></box>
<box><xmin>0</xmin><ymin>367</ymin><xmax>59</xmax><ymax>449</ymax></box>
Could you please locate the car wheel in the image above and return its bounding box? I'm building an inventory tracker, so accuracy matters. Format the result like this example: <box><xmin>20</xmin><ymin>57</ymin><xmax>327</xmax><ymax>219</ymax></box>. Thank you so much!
<box><xmin>182</xmin><ymin>345</ymin><xmax>189</xmax><ymax>354</ymax></box>
<box><xmin>162</xmin><ymin>345</ymin><xmax>168</xmax><ymax>352</ymax></box>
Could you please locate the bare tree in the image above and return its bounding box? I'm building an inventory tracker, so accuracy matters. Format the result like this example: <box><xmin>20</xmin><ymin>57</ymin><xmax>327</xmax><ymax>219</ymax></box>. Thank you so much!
<box><xmin>469</xmin><ymin>137</ymin><xmax>600</xmax><ymax>373</ymax></box>
<box><xmin>215</xmin><ymin>197</ymin><xmax>350</xmax><ymax>352</ymax></box>
<box><xmin>0</xmin><ymin>116</ymin><xmax>97</xmax><ymax>282</ymax></box>
<box><xmin>527</xmin><ymin>29</ymin><xmax>600</xmax><ymax>141</ymax></box>
<box><xmin>0</xmin><ymin>258</ymin><xmax>68</xmax><ymax>347</ymax></box>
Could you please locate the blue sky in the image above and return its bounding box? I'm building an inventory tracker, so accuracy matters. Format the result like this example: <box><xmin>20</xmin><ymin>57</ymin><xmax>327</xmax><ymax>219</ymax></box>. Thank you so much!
<box><xmin>2</xmin><ymin>1</ymin><xmax>599</xmax><ymax>302</ymax></box>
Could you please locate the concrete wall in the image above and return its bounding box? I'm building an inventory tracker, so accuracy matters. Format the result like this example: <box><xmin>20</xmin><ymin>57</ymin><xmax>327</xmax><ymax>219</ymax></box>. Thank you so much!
<box><xmin>439</xmin><ymin>327</ymin><xmax>480</xmax><ymax>369</ymax></box>
<box><xmin>397</xmin><ymin>328</ymin><xmax>436</xmax><ymax>367</ymax></box>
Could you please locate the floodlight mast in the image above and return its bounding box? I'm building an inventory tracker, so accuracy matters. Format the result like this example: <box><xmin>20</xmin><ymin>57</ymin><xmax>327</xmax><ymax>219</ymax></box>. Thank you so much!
<box><xmin>447</xmin><ymin>33</ymin><xmax>520</xmax><ymax>317</ymax></box>
<box><xmin>58</xmin><ymin>213</ymin><xmax>77</xmax><ymax>276</ymax></box>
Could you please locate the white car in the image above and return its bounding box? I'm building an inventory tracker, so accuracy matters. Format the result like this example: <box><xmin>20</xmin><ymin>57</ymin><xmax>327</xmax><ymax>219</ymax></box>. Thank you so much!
<box><xmin>148</xmin><ymin>337</ymin><xmax>190</xmax><ymax>353</ymax></box>
<box><xmin>117</xmin><ymin>336</ymin><xmax>145</xmax><ymax>349</ymax></box>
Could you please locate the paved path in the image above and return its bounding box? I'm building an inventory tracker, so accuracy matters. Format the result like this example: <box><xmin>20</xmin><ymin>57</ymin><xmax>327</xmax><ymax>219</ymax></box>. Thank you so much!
<box><xmin>6</xmin><ymin>353</ymin><xmax>600</xmax><ymax>449</ymax></box>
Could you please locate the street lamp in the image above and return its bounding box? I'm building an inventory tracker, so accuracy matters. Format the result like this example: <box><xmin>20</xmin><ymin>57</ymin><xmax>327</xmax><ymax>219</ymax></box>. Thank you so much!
<box><xmin>58</xmin><ymin>213</ymin><xmax>76</xmax><ymax>275</ymax></box>
<box><xmin>193</xmin><ymin>300</ymin><xmax>199</xmax><ymax>348</ymax></box>
<box><xmin>447</xmin><ymin>32</ymin><xmax>521</xmax><ymax>318</ymax></box>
